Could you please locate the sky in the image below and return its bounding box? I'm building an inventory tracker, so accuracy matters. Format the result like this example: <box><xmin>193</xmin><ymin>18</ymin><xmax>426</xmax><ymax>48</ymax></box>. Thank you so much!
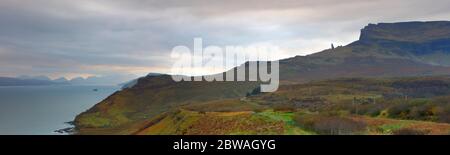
<box><xmin>0</xmin><ymin>0</ymin><xmax>449</xmax><ymax>79</ymax></box>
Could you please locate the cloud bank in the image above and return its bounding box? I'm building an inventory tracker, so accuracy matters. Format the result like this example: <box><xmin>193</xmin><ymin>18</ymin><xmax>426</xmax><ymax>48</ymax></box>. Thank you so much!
<box><xmin>0</xmin><ymin>0</ymin><xmax>449</xmax><ymax>78</ymax></box>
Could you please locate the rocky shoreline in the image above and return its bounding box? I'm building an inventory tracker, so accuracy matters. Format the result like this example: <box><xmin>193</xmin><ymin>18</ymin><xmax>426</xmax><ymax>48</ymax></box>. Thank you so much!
<box><xmin>54</xmin><ymin>121</ymin><xmax>75</xmax><ymax>134</ymax></box>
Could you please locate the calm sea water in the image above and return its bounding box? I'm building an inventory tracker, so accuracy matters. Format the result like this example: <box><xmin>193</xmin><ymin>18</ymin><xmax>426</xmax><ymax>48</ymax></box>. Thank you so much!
<box><xmin>0</xmin><ymin>85</ymin><xmax>119</xmax><ymax>135</ymax></box>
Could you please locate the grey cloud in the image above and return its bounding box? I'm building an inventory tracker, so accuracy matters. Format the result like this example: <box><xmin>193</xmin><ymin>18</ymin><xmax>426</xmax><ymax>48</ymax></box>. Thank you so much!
<box><xmin>0</xmin><ymin>0</ymin><xmax>449</xmax><ymax>78</ymax></box>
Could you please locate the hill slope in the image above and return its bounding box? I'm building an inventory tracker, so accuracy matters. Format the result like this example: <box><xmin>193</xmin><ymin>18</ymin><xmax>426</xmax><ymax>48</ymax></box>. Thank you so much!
<box><xmin>74</xmin><ymin>21</ymin><xmax>450</xmax><ymax>134</ymax></box>
<box><xmin>77</xmin><ymin>76</ymin><xmax>450</xmax><ymax>135</ymax></box>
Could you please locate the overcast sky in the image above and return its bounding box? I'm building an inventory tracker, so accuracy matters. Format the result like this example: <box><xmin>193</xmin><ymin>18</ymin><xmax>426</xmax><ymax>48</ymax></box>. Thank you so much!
<box><xmin>0</xmin><ymin>0</ymin><xmax>449</xmax><ymax>79</ymax></box>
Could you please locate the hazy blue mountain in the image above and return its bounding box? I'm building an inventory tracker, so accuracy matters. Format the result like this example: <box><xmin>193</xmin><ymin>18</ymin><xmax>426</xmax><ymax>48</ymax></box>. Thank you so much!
<box><xmin>1</xmin><ymin>74</ymin><xmax>137</xmax><ymax>86</ymax></box>
<box><xmin>17</xmin><ymin>75</ymin><xmax>52</xmax><ymax>81</ymax></box>
<box><xmin>53</xmin><ymin>77</ymin><xmax>69</xmax><ymax>83</ymax></box>
<box><xmin>68</xmin><ymin>74</ymin><xmax>138</xmax><ymax>86</ymax></box>
<box><xmin>0</xmin><ymin>77</ymin><xmax>62</xmax><ymax>86</ymax></box>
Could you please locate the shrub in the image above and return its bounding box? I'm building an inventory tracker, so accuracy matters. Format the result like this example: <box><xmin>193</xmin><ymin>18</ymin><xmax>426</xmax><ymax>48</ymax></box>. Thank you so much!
<box><xmin>437</xmin><ymin>105</ymin><xmax>450</xmax><ymax>123</ymax></box>
<box><xmin>388</xmin><ymin>103</ymin><xmax>412</xmax><ymax>119</ymax></box>
<box><xmin>350</xmin><ymin>104</ymin><xmax>384</xmax><ymax>116</ymax></box>
<box><xmin>386</xmin><ymin>101</ymin><xmax>440</xmax><ymax>121</ymax></box>
<box><xmin>273</xmin><ymin>104</ymin><xmax>296</xmax><ymax>112</ymax></box>
<box><xmin>438</xmin><ymin>112</ymin><xmax>450</xmax><ymax>123</ymax></box>
<box><xmin>295</xmin><ymin>114</ymin><xmax>367</xmax><ymax>135</ymax></box>
<box><xmin>313</xmin><ymin>117</ymin><xmax>367</xmax><ymax>135</ymax></box>
<box><xmin>294</xmin><ymin>115</ymin><xmax>317</xmax><ymax>133</ymax></box>
<box><xmin>366</xmin><ymin>105</ymin><xmax>384</xmax><ymax>117</ymax></box>
<box><xmin>252</xmin><ymin>108</ymin><xmax>265</xmax><ymax>113</ymax></box>
<box><xmin>408</xmin><ymin>104</ymin><xmax>435</xmax><ymax>120</ymax></box>
<box><xmin>393</xmin><ymin>128</ymin><xmax>429</xmax><ymax>135</ymax></box>
<box><xmin>247</xmin><ymin>86</ymin><xmax>262</xmax><ymax>97</ymax></box>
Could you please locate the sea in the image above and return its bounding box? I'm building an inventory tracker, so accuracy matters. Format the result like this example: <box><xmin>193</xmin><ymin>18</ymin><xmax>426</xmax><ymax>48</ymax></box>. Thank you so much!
<box><xmin>0</xmin><ymin>85</ymin><xmax>119</xmax><ymax>135</ymax></box>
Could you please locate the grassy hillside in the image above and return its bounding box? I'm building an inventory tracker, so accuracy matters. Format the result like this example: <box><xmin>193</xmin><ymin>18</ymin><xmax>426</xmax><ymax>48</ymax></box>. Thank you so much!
<box><xmin>134</xmin><ymin>109</ymin><xmax>450</xmax><ymax>135</ymax></box>
<box><xmin>75</xmin><ymin>75</ymin><xmax>261</xmax><ymax>129</ymax></box>
<box><xmin>251</xmin><ymin>76</ymin><xmax>450</xmax><ymax>123</ymax></box>
<box><xmin>75</xmin><ymin>76</ymin><xmax>450</xmax><ymax>135</ymax></box>
<box><xmin>280</xmin><ymin>55</ymin><xmax>450</xmax><ymax>83</ymax></box>
<box><xmin>77</xmin><ymin>108</ymin><xmax>450</xmax><ymax>135</ymax></box>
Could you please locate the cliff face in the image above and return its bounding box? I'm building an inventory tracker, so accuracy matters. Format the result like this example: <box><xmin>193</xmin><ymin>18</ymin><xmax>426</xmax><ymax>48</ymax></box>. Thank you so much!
<box><xmin>354</xmin><ymin>21</ymin><xmax>450</xmax><ymax>58</ymax></box>
<box><xmin>359</xmin><ymin>21</ymin><xmax>450</xmax><ymax>43</ymax></box>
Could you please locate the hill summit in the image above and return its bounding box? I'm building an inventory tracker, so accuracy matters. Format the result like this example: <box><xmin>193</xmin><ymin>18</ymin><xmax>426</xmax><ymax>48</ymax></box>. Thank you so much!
<box><xmin>359</xmin><ymin>21</ymin><xmax>450</xmax><ymax>43</ymax></box>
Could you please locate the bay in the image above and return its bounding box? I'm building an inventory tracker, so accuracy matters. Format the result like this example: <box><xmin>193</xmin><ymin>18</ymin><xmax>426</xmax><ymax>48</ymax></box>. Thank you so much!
<box><xmin>0</xmin><ymin>85</ymin><xmax>119</xmax><ymax>135</ymax></box>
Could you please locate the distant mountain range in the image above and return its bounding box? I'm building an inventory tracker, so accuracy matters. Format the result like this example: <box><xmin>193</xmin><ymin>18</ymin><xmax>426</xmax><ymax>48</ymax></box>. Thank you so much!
<box><xmin>0</xmin><ymin>77</ymin><xmax>65</xmax><ymax>86</ymax></box>
<box><xmin>73</xmin><ymin>21</ymin><xmax>450</xmax><ymax>135</ymax></box>
<box><xmin>0</xmin><ymin>74</ymin><xmax>138</xmax><ymax>86</ymax></box>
